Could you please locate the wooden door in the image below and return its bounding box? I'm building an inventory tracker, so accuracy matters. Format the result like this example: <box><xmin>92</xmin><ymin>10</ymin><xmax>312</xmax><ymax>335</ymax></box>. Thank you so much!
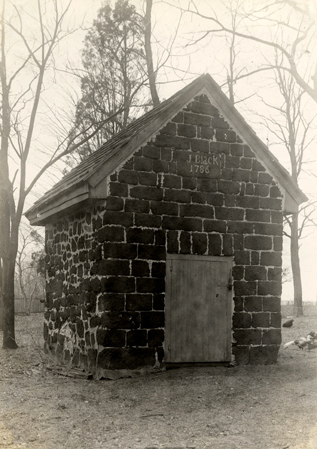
<box><xmin>165</xmin><ymin>254</ymin><xmax>232</xmax><ymax>363</ymax></box>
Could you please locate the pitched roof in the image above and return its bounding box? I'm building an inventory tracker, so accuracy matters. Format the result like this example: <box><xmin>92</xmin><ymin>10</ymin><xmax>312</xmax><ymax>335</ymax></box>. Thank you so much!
<box><xmin>26</xmin><ymin>73</ymin><xmax>307</xmax><ymax>225</ymax></box>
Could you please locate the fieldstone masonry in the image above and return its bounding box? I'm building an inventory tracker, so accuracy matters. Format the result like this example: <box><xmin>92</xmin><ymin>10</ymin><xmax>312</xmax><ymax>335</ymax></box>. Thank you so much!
<box><xmin>44</xmin><ymin>93</ymin><xmax>283</xmax><ymax>375</ymax></box>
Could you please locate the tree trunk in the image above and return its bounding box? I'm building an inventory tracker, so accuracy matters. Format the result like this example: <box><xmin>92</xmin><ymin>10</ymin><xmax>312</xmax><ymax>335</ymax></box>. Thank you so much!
<box><xmin>290</xmin><ymin>213</ymin><xmax>303</xmax><ymax>316</ymax></box>
<box><xmin>0</xmin><ymin>161</ymin><xmax>18</xmax><ymax>347</ymax></box>
<box><xmin>2</xmin><ymin>254</ymin><xmax>18</xmax><ymax>348</ymax></box>
<box><xmin>144</xmin><ymin>0</ymin><xmax>160</xmax><ymax>107</ymax></box>
<box><xmin>0</xmin><ymin>142</ymin><xmax>18</xmax><ymax>348</ymax></box>
<box><xmin>0</xmin><ymin>260</ymin><xmax>3</xmax><ymax>331</ymax></box>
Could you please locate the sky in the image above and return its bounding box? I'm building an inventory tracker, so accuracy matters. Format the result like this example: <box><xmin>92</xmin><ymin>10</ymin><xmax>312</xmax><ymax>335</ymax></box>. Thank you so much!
<box><xmin>5</xmin><ymin>0</ymin><xmax>317</xmax><ymax>303</ymax></box>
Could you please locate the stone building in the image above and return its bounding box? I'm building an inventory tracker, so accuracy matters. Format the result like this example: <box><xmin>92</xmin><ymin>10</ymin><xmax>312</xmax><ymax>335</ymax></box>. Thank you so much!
<box><xmin>26</xmin><ymin>74</ymin><xmax>306</xmax><ymax>377</ymax></box>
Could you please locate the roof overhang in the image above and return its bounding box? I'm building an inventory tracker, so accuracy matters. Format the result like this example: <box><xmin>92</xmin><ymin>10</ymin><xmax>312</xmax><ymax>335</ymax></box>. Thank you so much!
<box><xmin>25</xmin><ymin>179</ymin><xmax>109</xmax><ymax>226</ymax></box>
<box><xmin>283</xmin><ymin>190</ymin><xmax>301</xmax><ymax>214</ymax></box>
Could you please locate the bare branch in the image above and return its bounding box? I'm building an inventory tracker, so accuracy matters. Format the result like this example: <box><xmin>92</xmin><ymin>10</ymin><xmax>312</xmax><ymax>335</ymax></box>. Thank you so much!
<box><xmin>24</xmin><ymin>107</ymin><xmax>125</xmax><ymax>196</ymax></box>
<box><xmin>166</xmin><ymin>1</ymin><xmax>317</xmax><ymax>103</ymax></box>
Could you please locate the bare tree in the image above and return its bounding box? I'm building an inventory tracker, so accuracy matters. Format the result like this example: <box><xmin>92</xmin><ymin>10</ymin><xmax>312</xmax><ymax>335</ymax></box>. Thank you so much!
<box><xmin>15</xmin><ymin>225</ymin><xmax>45</xmax><ymax>315</ymax></box>
<box><xmin>0</xmin><ymin>0</ymin><xmax>127</xmax><ymax>348</ymax></box>
<box><xmin>144</xmin><ymin>0</ymin><xmax>160</xmax><ymax>106</ymax></box>
<box><xmin>167</xmin><ymin>0</ymin><xmax>317</xmax><ymax>103</ymax></box>
<box><xmin>219</xmin><ymin>0</ymin><xmax>258</xmax><ymax>106</ymax></box>
<box><xmin>253</xmin><ymin>57</ymin><xmax>316</xmax><ymax>315</ymax></box>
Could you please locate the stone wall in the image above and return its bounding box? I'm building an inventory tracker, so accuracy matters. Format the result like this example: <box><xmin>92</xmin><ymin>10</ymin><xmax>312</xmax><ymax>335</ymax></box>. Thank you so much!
<box><xmin>44</xmin><ymin>94</ymin><xmax>283</xmax><ymax>375</ymax></box>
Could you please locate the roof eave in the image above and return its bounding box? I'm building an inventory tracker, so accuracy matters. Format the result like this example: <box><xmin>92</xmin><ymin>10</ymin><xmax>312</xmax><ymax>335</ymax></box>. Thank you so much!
<box><xmin>25</xmin><ymin>182</ymin><xmax>91</xmax><ymax>226</ymax></box>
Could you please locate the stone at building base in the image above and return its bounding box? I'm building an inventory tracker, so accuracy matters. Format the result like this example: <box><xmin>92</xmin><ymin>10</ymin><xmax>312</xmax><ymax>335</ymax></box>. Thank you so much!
<box><xmin>233</xmin><ymin>344</ymin><xmax>280</xmax><ymax>365</ymax></box>
<box><xmin>44</xmin><ymin>340</ymin><xmax>165</xmax><ymax>379</ymax></box>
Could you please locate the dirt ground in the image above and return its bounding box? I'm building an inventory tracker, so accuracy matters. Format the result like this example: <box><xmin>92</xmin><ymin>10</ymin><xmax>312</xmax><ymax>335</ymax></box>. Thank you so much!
<box><xmin>0</xmin><ymin>306</ymin><xmax>317</xmax><ymax>449</ymax></box>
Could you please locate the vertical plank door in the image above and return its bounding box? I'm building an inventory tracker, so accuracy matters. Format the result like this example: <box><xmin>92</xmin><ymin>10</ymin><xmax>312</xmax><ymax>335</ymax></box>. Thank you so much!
<box><xmin>165</xmin><ymin>254</ymin><xmax>232</xmax><ymax>363</ymax></box>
